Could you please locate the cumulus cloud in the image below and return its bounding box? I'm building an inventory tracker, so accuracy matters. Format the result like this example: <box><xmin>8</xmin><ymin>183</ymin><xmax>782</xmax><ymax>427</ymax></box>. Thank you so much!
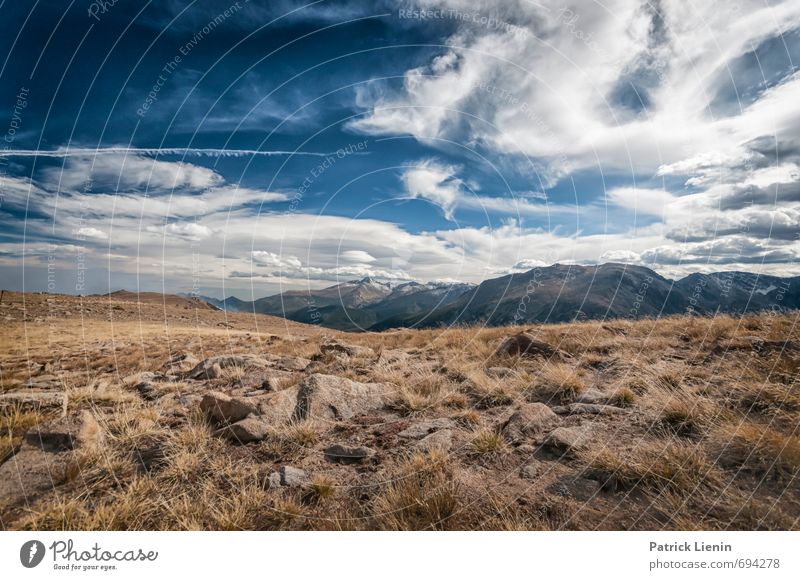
<box><xmin>401</xmin><ymin>160</ymin><xmax>467</xmax><ymax>219</ymax></box>
<box><xmin>158</xmin><ymin>222</ymin><xmax>213</xmax><ymax>241</ymax></box>
<box><xmin>400</xmin><ymin>159</ymin><xmax>573</xmax><ymax>220</ymax></box>
<box><xmin>75</xmin><ymin>227</ymin><xmax>108</xmax><ymax>240</ymax></box>
<box><xmin>251</xmin><ymin>251</ymin><xmax>303</xmax><ymax>269</ymax></box>
<box><xmin>351</xmin><ymin>0</ymin><xmax>800</xmax><ymax>181</ymax></box>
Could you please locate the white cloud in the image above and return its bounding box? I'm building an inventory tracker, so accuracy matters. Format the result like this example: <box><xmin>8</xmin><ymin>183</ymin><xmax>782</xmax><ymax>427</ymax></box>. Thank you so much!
<box><xmin>43</xmin><ymin>153</ymin><xmax>224</xmax><ymax>193</ymax></box>
<box><xmin>340</xmin><ymin>250</ymin><xmax>376</xmax><ymax>263</ymax></box>
<box><xmin>399</xmin><ymin>159</ymin><xmax>576</xmax><ymax>220</ymax></box>
<box><xmin>350</xmin><ymin>0</ymin><xmax>800</xmax><ymax>180</ymax></box>
<box><xmin>606</xmin><ymin>187</ymin><xmax>677</xmax><ymax>216</ymax></box>
<box><xmin>251</xmin><ymin>251</ymin><xmax>303</xmax><ymax>269</ymax></box>
<box><xmin>401</xmin><ymin>160</ymin><xmax>466</xmax><ymax>219</ymax></box>
<box><xmin>158</xmin><ymin>222</ymin><xmax>213</xmax><ymax>241</ymax></box>
<box><xmin>75</xmin><ymin>227</ymin><xmax>108</xmax><ymax>240</ymax></box>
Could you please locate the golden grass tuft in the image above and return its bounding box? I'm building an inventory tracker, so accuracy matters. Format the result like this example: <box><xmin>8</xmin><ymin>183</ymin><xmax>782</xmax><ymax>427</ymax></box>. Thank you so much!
<box><xmin>373</xmin><ymin>450</ymin><xmax>461</xmax><ymax>530</ymax></box>
<box><xmin>584</xmin><ymin>441</ymin><xmax>719</xmax><ymax>494</ymax></box>
<box><xmin>469</xmin><ymin>429</ymin><xmax>508</xmax><ymax>456</ymax></box>
<box><xmin>712</xmin><ymin>422</ymin><xmax>800</xmax><ymax>480</ymax></box>
<box><xmin>530</xmin><ymin>363</ymin><xmax>586</xmax><ymax>403</ymax></box>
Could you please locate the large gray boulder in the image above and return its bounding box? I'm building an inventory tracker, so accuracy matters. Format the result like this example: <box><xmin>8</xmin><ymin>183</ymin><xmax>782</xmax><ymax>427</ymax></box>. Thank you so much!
<box><xmin>501</xmin><ymin>403</ymin><xmax>559</xmax><ymax>442</ymax></box>
<box><xmin>225</xmin><ymin>416</ymin><xmax>270</xmax><ymax>443</ymax></box>
<box><xmin>566</xmin><ymin>403</ymin><xmax>627</xmax><ymax>415</ymax></box>
<box><xmin>291</xmin><ymin>374</ymin><xmax>389</xmax><ymax>422</ymax></box>
<box><xmin>200</xmin><ymin>391</ymin><xmax>258</xmax><ymax>423</ymax></box>
<box><xmin>494</xmin><ymin>333</ymin><xmax>564</xmax><ymax>359</ymax></box>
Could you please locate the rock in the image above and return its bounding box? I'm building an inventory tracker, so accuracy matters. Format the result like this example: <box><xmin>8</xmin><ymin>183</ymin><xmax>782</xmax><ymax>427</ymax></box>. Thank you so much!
<box><xmin>501</xmin><ymin>403</ymin><xmax>560</xmax><ymax>442</ymax></box>
<box><xmin>0</xmin><ymin>392</ymin><xmax>67</xmax><ymax>416</ymax></box>
<box><xmin>398</xmin><ymin>418</ymin><xmax>456</xmax><ymax>439</ymax></box>
<box><xmin>176</xmin><ymin>394</ymin><xmax>203</xmax><ymax>408</ymax></box>
<box><xmin>226</xmin><ymin>416</ymin><xmax>270</xmax><ymax>443</ymax></box>
<box><xmin>187</xmin><ymin>355</ymin><xmax>270</xmax><ymax>379</ymax></box>
<box><xmin>324</xmin><ymin>444</ymin><xmax>375</xmax><ymax>464</ymax></box>
<box><xmin>415</xmin><ymin>429</ymin><xmax>454</xmax><ymax>453</ymax></box>
<box><xmin>164</xmin><ymin>352</ymin><xmax>199</xmax><ymax>373</ymax></box>
<box><xmin>291</xmin><ymin>374</ymin><xmax>389</xmax><ymax>422</ymax></box>
<box><xmin>252</xmin><ymin>388</ymin><xmax>300</xmax><ymax>424</ymax></box>
<box><xmin>566</xmin><ymin>403</ymin><xmax>627</xmax><ymax>415</ymax></box>
<box><xmin>546</xmin><ymin>474</ymin><xmax>601</xmax><ymax>500</ymax></box>
<box><xmin>131</xmin><ymin>436</ymin><xmax>167</xmax><ymax>474</ymax></box>
<box><xmin>280</xmin><ymin>466</ymin><xmax>309</xmax><ymax>487</ymax></box>
<box><xmin>516</xmin><ymin>444</ymin><xmax>537</xmax><ymax>455</ymax></box>
<box><xmin>485</xmin><ymin>366</ymin><xmax>515</xmax><ymax>378</ymax></box>
<box><xmin>319</xmin><ymin>340</ymin><xmax>375</xmax><ymax>359</ymax></box>
<box><xmin>274</xmin><ymin>356</ymin><xmax>311</xmax><ymax>372</ymax></box>
<box><xmin>200</xmin><ymin>391</ymin><xmax>258</xmax><ymax>423</ymax></box>
<box><xmin>545</xmin><ymin>425</ymin><xmax>594</xmax><ymax>455</ymax></box>
<box><xmin>235</xmin><ymin>369</ymin><xmax>295</xmax><ymax>392</ymax></box>
<box><xmin>25</xmin><ymin>374</ymin><xmax>60</xmax><ymax>386</ymax></box>
<box><xmin>574</xmin><ymin>389</ymin><xmax>609</xmax><ymax>405</ymax></box>
<box><xmin>494</xmin><ymin>333</ymin><xmax>564</xmax><ymax>359</ymax></box>
<box><xmin>135</xmin><ymin>380</ymin><xmax>160</xmax><ymax>401</ymax></box>
<box><xmin>520</xmin><ymin>460</ymin><xmax>544</xmax><ymax>480</ymax></box>
<box><xmin>24</xmin><ymin>410</ymin><xmax>103</xmax><ymax>452</ymax></box>
<box><xmin>266</xmin><ymin>472</ymin><xmax>282</xmax><ymax>489</ymax></box>
<box><xmin>377</xmin><ymin>349</ymin><xmax>411</xmax><ymax>365</ymax></box>
<box><xmin>0</xmin><ymin>445</ymin><xmax>69</xmax><ymax>506</ymax></box>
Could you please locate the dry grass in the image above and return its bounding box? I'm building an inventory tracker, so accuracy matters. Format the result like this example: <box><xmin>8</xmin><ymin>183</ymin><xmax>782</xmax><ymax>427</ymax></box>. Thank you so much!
<box><xmin>389</xmin><ymin>369</ymin><xmax>457</xmax><ymax>416</ymax></box>
<box><xmin>657</xmin><ymin>397</ymin><xmax>713</xmax><ymax>437</ymax></box>
<box><xmin>530</xmin><ymin>363</ymin><xmax>586</xmax><ymax>403</ymax></box>
<box><xmin>609</xmin><ymin>386</ymin><xmax>637</xmax><ymax>407</ymax></box>
<box><xmin>2</xmin><ymin>293</ymin><xmax>799</xmax><ymax>531</ymax></box>
<box><xmin>469</xmin><ymin>429</ymin><xmax>508</xmax><ymax>456</ymax></box>
<box><xmin>304</xmin><ymin>475</ymin><xmax>336</xmax><ymax>503</ymax></box>
<box><xmin>712</xmin><ymin>422</ymin><xmax>800</xmax><ymax>480</ymax></box>
<box><xmin>584</xmin><ymin>441</ymin><xmax>719</xmax><ymax>495</ymax></box>
<box><xmin>372</xmin><ymin>450</ymin><xmax>461</xmax><ymax>530</ymax></box>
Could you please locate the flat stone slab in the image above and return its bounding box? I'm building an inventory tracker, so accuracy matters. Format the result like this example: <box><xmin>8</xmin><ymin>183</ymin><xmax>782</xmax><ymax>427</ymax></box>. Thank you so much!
<box><xmin>398</xmin><ymin>418</ymin><xmax>456</xmax><ymax>439</ymax></box>
<box><xmin>415</xmin><ymin>429</ymin><xmax>454</xmax><ymax>453</ymax></box>
<box><xmin>502</xmin><ymin>403</ymin><xmax>560</xmax><ymax>442</ymax></box>
<box><xmin>567</xmin><ymin>403</ymin><xmax>628</xmax><ymax>415</ymax></box>
<box><xmin>323</xmin><ymin>444</ymin><xmax>375</xmax><ymax>464</ymax></box>
<box><xmin>0</xmin><ymin>392</ymin><xmax>67</xmax><ymax>415</ymax></box>
<box><xmin>545</xmin><ymin>425</ymin><xmax>594</xmax><ymax>455</ymax></box>
<box><xmin>225</xmin><ymin>416</ymin><xmax>270</xmax><ymax>443</ymax></box>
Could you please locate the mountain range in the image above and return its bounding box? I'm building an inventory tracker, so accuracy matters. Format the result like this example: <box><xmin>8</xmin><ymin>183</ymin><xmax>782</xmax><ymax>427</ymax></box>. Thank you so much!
<box><xmin>197</xmin><ymin>264</ymin><xmax>800</xmax><ymax>331</ymax></box>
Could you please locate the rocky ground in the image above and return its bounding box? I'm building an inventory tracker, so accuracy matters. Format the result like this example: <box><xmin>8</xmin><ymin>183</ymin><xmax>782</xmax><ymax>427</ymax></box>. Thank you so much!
<box><xmin>1</xmin><ymin>290</ymin><xmax>798</xmax><ymax>530</ymax></box>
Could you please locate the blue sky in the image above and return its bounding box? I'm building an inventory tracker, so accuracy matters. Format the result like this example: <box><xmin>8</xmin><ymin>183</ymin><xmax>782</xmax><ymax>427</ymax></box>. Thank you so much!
<box><xmin>1</xmin><ymin>0</ymin><xmax>799</xmax><ymax>299</ymax></box>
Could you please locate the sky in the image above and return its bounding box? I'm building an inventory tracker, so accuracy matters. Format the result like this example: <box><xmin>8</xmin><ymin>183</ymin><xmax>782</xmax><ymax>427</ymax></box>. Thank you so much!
<box><xmin>0</xmin><ymin>0</ymin><xmax>798</xmax><ymax>299</ymax></box>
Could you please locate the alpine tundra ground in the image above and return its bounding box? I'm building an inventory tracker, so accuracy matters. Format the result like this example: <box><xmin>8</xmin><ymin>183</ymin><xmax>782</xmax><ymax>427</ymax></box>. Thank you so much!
<box><xmin>0</xmin><ymin>290</ymin><xmax>798</xmax><ymax>530</ymax></box>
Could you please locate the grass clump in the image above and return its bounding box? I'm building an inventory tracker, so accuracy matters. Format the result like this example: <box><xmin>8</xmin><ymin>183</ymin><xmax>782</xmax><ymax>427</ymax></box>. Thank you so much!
<box><xmin>584</xmin><ymin>441</ymin><xmax>718</xmax><ymax>495</ymax></box>
<box><xmin>469</xmin><ymin>429</ymin><xmax>508</xmax><ymax>456</ymax></box>
<box><xmin>373</xmin><ymin>450</ymin><xmax>460</xmax><ymax>530</ymax></box>
<box><xmin>531</xmin><ymin>363</ymin><xmax>586</xmax><ymax>403</ymax></box>
<box><xmin>713</xmin><ymin>422</ymin><xmax>800</xmax><ymax>480</ymax></box>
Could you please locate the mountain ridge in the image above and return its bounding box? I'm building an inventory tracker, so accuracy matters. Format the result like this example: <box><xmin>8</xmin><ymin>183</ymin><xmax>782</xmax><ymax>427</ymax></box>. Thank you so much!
<box><xmin>195</xmin><ymin>264</ymin><xmax>800</xmax><ymax>331</ymax></box>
